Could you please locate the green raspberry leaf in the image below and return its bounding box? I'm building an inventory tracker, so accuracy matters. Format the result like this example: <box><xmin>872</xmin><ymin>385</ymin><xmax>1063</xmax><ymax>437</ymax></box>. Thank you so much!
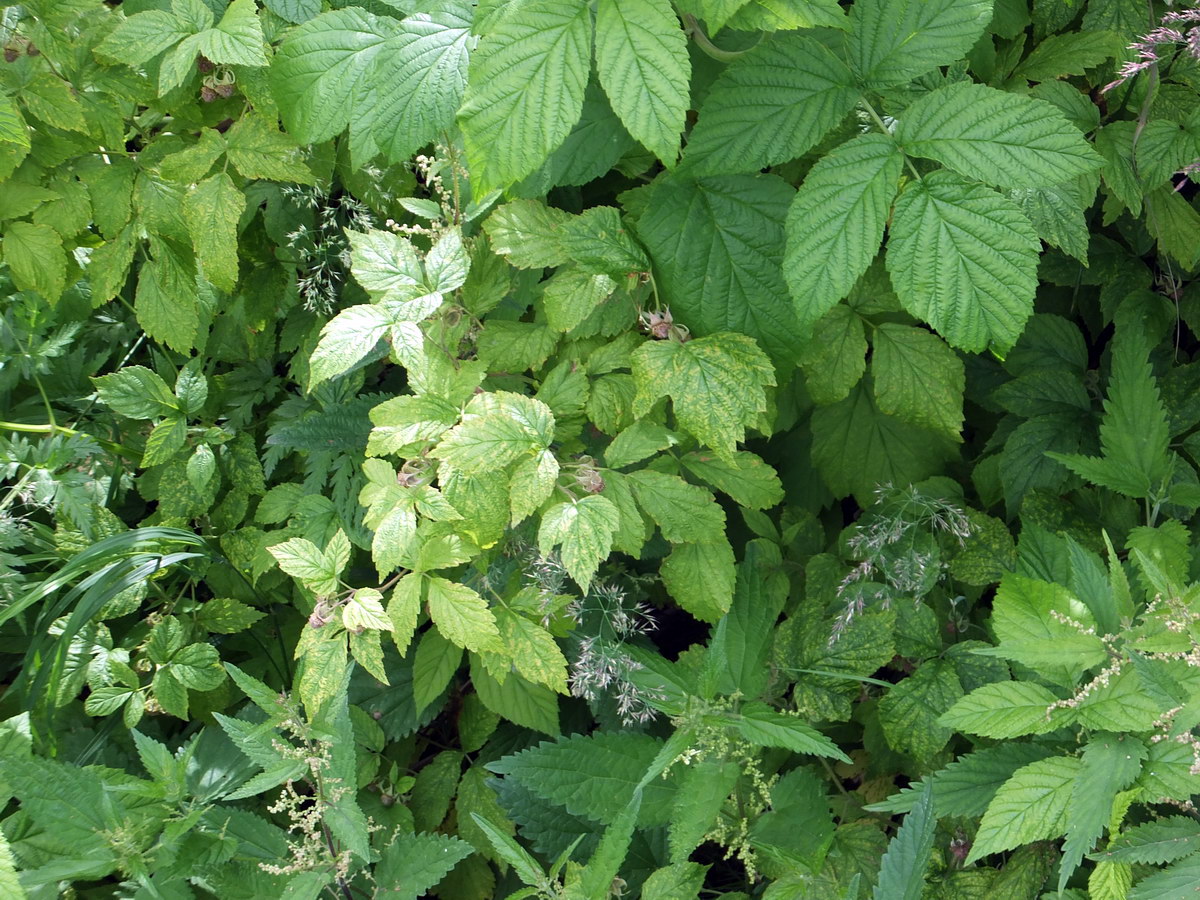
<box><xmin>632</xmin><ymin>333</ymin><xmax>775</xmax><ymax>461</ymax></box>
<box><xmin>886</xmin><ymin>170</ymin><xmax>1040</xmax><ymax>354</ymax></box>
<box><xmin>784</xmin><ymin>133</ymin><xmax>904</xmax><ymax>331</ymax></box>
<box><xmin>595</xmin><ymin>0</ymin><xmax>690</xmax><ymax>167</ymax></box>
<box><xmin>897</xmin><ymin>81</ymin><xmax>1103</xmax><ymax>190</ymax></box>
<box><xmin>538</xmin><ymin>494</ymin><xmax>620</xmax><ymax>592</ymax></box>
<box><xmin>458</xmin><ymin>0</ymin><xmax>592</xmax><ymax>194</ymax></box>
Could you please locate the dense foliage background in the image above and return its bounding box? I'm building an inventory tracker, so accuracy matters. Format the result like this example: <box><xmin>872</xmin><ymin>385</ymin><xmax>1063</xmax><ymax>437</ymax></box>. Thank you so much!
<box><xmin>1</xmin><ymin>0</ymin><xmax>1199</xmax><ymax>896</ymax></box>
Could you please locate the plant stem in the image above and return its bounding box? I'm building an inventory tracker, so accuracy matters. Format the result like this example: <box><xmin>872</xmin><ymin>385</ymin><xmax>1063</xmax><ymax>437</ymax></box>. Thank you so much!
<box><xmin>861</xmin><ymin>98</ymin><xmax>923</xmax><ymax>181</ymax></box>
<box><xmin>680</xmin><ymin>13</ymin><xmax>761</xmax><ymax>62</ymax></box>
<box><xmin>0</xmin><ymin>420</ymin><xmax>138</xmax><ymax>460</ymax></box>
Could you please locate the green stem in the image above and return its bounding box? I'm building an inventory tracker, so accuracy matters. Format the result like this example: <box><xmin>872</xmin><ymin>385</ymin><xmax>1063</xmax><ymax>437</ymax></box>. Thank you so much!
<box><xmin>0</xmin><ymin>420</ymin><xmax>138</xmax><ymax>460</ymax></box>
<box><xmin>681</xmin><ymin>13</ymin><xmax>761</xmax><ymax>62</ymax></box>
<box><xmin>861</xmin><ymin>98</ymin><xmax>923</xmax><ymax>181</ymax></box>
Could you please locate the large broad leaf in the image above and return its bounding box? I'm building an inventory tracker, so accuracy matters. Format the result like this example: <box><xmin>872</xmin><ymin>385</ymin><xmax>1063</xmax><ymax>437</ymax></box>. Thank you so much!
<box><xmin>271</xmin><ymin>8</ymin><xmax>396</xmax><ymax>144</ymax></box>
<box><xmin>487</xmin><ymin>731</ymin><xmax>675</xmax><ymax>826</ymax></box>
<box><xmin>458</xmin><ymin>0</ymin><xmax>592</xmax><ymax>194</ymax></box>
<box><xmin>886</xmin><ymin>170</ymin><xmax>1040</xmax><ymax>354</ymax></box>
<box><xmin>896</xmin><ymin>82</ymin><xmax>1102</xmax><ymax>189</ymax></box>
<box><xmin>870</xmin><ymin>323</ymin><xmax>964</xmax><ymax>441</ymax></box>
<box><xmin>372</xmin><ymin>3</ymin><xmax>474</xmax><ymax>164</ymax></box>
<box><xmin>594</xmin><ymin>0</ymin><xmax>690</xmax><ymax>166</ymax></box>
<box><xmin>631</xmin><ymin>332</ymin><xmax>775</xmax><ymax>461</ymax></box>
<box><xmin>967</xmin><ymin>756</ymin><xmax>1082</xmax><ymax>864</ymax></box>
<box><xmin>633</xmin><ymin>174</ymin><xmax>804</xmax><ymax>363</ymax></box>
<box><xmin>811</xmin><ymin>379</ymin><xmax>956</xmax><ymax>502</ymax></box>
<box><xmin>537</xmin><ymin>494</ymin><xmax>620</xmax><ymax>592</ymax></box>
<box><xmin>783</xmin><ymin>134</ymin><xmax>903</xmax><ymax>330</ymax></box>
<box><xmin>847</xmin><ymin>0</ymin><xmax>993</xmax><ymax>89</ymax></box>
<box><xmin>683</xmin><ymin>32</ymin><xmax>858</xmax><ymax>176</ymax></box>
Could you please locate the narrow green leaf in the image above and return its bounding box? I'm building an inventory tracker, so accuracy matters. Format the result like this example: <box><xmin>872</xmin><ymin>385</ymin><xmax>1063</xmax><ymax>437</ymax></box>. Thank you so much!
<box><xmin>184</xmin><ymin>172</ymin><xmax>244</xmax><ymax>292</ymax></box>
<box><xmin>967</xmin><ymin>756</ymin><xmax>1082</xmax><ymax>864</ymax></box>
<box><xmin>873</xmin><ymin>781</ymin><xmax>936</xmax><ymax>900</ymax></box>
<box><xmin>783</xmin><ymin>134</ymin><xmax>903</xmax><ymax>330</ymax></box>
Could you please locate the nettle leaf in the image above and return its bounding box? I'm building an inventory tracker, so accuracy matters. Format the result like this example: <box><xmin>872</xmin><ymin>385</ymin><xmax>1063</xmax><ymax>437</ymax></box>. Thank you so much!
<box><xmin>632</xmin><ymin>173</ymin><xmax>804</xmax><ymax>363</ymax></box>
<box><xmin>870</xmin><ymin>323</ymin><xmax>965</xmax><ymax>441</ymax></box>
<box><xmin>886</xmin><ymin>170</ymin><xmax>1041</xmax><ymax>354</ymax></box>
<box><xmin>376</xmin><ymin>831</ymin><xmax>475</xmax><ymax>900</ymax></box>
<box><xmin>1049</xmin><ymin>331</ymin><xmax>1172</xmax><ymax>500</ymax></box>
<box><xmin>731</xmin><ymin>702</ymin><xmax>850</xmax><ymax>761</ymax></box>
<box><xmin>631</xmin><ymin>333</ymin><xmax>775</xmax><ymax>461</ymax></box>
<box><xmin>869</xmin><ymin>743</ymin><xmax>1055</xmax><ymax>818</ymax></box>
<box><xmin>938</xmin><ymin>680</ymin><xmax>1067</xmax><ymax>739</ymax></box>
<box><xmin>683</xmin><ymin>32</ymin><xmax>858</xmax><ymax>176</ymax></box>
<box><xmin>488</xmin><ymin>731</ymin><xmax>675</xmax><ymax>826</ymax></box>
<box><xmin>594</xmin><ymin>0</ymin><xmax>689</xmax><ymax>166</ymax></box>
<box><xmin>538</xmin><ymin>494</ymin><xmax>620</xmax><ymax>591</ymax></box>
<box><xmin>897</xmin><ymin>82</ymin><xmax>1102</xmax><ymax>190</ymax></box>
<box><xmin>1092</xmin><ymin>817</ymin><xmax>1200</xmax><ymax>865</ymax></box>
<box><xmin>432</xmin><ymin>392</ymin><xmax>555</xmax><ymax>475</ymax></box>
<box><xmin>783</xmin><ymin>134</ymin><xmax>904</xmax><ymax>331</ymax></box>
<box><xmin>1060</xmin><ymin>734</ymin><xmax>1148</xmax><ymax>892</ymax></box>
<box><xmin>458</xmin><ymin>0</ymin><xmax>592</xmax><ymax>193</ymax></box>
<box><xmin>271</xmin><ymin>8</ymin><xmax>396</xmax><ymax>144</ymax></box>
<box><xmin>967</xmin><ymin>756</ymin><xmax>1082</xmax><ymax>864</ymax></box>
<box><xmin>847</xmin><ymin>0</ymin><xmax>993</xmax><ymax>89</ymax></box>
<box><xmin>873</xmin><ymin>781</ymin><xmax>936</xmax><ymax>900</ymax></box>
<box><xmin>988</xmin><ymin>574</ymin><xmax>1108</xmax><ymax>679</ymax></box>
<box><xmin>372</xmin><ymin>2</ymin><xmax>474</xmax><ymax>165</ymax></box>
